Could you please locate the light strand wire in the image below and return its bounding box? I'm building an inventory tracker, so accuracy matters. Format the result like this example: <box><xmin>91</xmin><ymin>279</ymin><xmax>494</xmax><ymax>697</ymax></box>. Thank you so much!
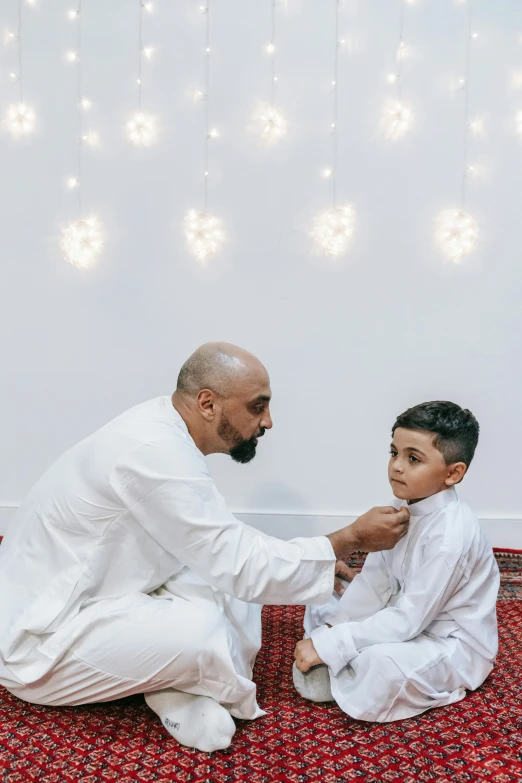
<box><xmin>17</xmin><ymin>0</ymin><xmax>23</xmax><ymax>101</ymax></box>
<box><xmin>138</xmin><ymin>1</ymin><xmax>143</xmax><ymax>110</ymax></box>
<box><xmin>332</xmin><ymin>0</ymin><xmax>339</xmax><ymax>207</ymax></box>
<box><xmin>270</xmin><ymin>0</ymin><xmax>276</xmax><ymax>107</ymax></box>
<box><xmin>204</xmin><ymin>0</ymin><xmax>210</xmax><ymax>211</ymax></box>
<box><xmin>461</xmin><ymin>0</ymin><xmax>473</xmax><ymax>207</ymax></box>
<box><xmin>396</xmin><ymin>0</ymin><xmax>406</xmax><ymax>101</ymax></box>
<box><xmin>76</xmin><ymin>0</ymin><xmax>83</xmax><ymax>215</ymax></box>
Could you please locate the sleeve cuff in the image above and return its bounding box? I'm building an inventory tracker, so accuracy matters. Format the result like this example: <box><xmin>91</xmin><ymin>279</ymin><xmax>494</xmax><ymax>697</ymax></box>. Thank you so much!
<box><xmin>288</xmin><ymin>535</ymin><xmax>337</xmax><ymax>605</ymax></box>
<box><xmin>310</xmin><ymin>624</ymin><xmax>354</xmax><ymax>676</ymax></box>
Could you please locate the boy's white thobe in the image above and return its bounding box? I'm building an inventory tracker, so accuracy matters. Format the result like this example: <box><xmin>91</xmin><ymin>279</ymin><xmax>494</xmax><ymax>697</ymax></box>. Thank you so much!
<box><xmin>0</xmin><ymin>396</ymin><xmax>336</xmax><ymax>717</ymax></box>
<box><xmin>304</xmin><ymin>488</ymin><xmax>499</xmax><ymax>722</ymax></box>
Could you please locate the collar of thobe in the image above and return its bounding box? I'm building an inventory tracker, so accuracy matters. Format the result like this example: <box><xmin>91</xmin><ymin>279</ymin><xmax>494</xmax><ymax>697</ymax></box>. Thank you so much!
<box><xmin>391</xmin><ymin>486</ymin><xmax>458</xmax><ymax>519</ymax></box>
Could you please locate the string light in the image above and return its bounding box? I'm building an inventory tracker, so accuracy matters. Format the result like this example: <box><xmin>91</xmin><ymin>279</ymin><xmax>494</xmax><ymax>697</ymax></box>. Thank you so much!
<box><xmin>436</xmin><ymin>0</ymin><xmax>478</xmax><ymax>263</ymax></box>
<box><xmin>184</xmin><ymin>1</ymin><xmax>226</xmax><ymax>263</ymax></box>
<box><xmin>252</xmin><ymin>0</ymin><xmax>287</xmax><ymax>145</ymax></box>
<box><xmin>126</xmin><ymin>1</ymin><xmax>158</xmax><ymax>146</ymax></box>
<box><xmin>3</xmin><ymin>0</ymin><xmax>37</xmax><ymax>138</ymax></box>
<box><xmin>61</xmin><ymin>1</ymin><xmax>104</xmax><ymax>269</ymax></box>
<box><xmin>81</xmin><ymin>129</ymin><xmax>100</xmax><ymax>147</ymax></box>
<box><xmin>468</xmin><ymin>117</ymin><xmax>484</xmax><ymax>136</ymax></box>
<box><xmin>311</xmin><ymin>0</ymin><xmax>356</xmax><ymax>258</ymax></box>
<box><xmin>310</xmin><ymin>205</ymin><xmax>356</xmax><ymax>258</ymax></box>
<box><xmin>60</xmin><ymin>215</ymin><xmax>104</xmax><ymax>270</ymax></box>
<box><xmin>435</xmin><ymin>210</ymin><xmax>477</xmax><ymax>264</ymax></box>
<box><xmin>381</xmin><ymin>0</ymin><xmax>414</xmax><ymax>140</ymax></box>
<box><xmin>183</xmin><ymin>210</ymin><xmax>225</xmax><ymax>264</ymax></box>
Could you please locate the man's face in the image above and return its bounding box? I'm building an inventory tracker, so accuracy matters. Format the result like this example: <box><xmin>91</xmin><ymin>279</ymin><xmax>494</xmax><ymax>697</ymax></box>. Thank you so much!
<box><xmin>217</xmin><ymin>374</ymin><xmax>273</xmax><ymax>464</ymax></box>
<box><xmin>388</xmin><ymin>427</ymin><xmax>454</xmax><ymax>502</ymax></box>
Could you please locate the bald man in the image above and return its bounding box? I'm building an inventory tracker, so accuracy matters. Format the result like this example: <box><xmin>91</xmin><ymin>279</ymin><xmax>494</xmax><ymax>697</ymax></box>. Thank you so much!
<box><xmin>0</xmin><ymin>343</ymin><xmax>409</xmax><ymax>752</ymax></box>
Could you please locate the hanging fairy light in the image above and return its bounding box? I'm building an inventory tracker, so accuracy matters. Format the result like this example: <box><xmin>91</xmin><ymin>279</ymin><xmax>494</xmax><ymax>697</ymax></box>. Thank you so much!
<box><xmin>60</xmin><ymin>214</ymin><xmax>104</xmax><ymax>269</ymax></box>
<box><xmin>310</xmin><ymin>0</ymin><xmax>356</xmax><ymax>258</ymax></box>
<box><xmin>3</xmin><ymin>0</ymin><xmax>37</xmax><ymax>138</ymax></box>
<box><xmin>310</xmin><ymin>205</ymin><xmax>356</xmax><ymax>257</ymax></box>
<box><xmin>435</xmin><ymin>210</ymin><xmax>477</xmax><ymax>264</ymax></box>
<box><xmin>60</xmin><ymin>1</ymin><xmax>104</xmax><ymax>269</ymax></box>
<box><xmin>126</xmin><ymin>1</ymin><xmax>158</xmax><ymax>147</ymax></box>
<box><xmin>251</xmin><ymin>0</ymin><xmax>287</xmax><ymax>145</ymax></box>
<box><xmin>184</xmin><ymin>1</ymin><xmax>226</xmax><ymax>264</ymax></box>
<box><xmin>436</xmin><ymin>0</ymin><xmax>479</xmax><ymax>263</ymax></box>
<box><xmin>381</xmin><ymin>0</ymin><xmax>414</xmax><ymax>140</ymax></box>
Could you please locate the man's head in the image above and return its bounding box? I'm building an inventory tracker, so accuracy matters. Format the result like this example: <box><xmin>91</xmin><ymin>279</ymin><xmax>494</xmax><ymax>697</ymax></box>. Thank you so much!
<box><xmin>388</xmin><ymin>401</ymin><xmax>479</xmax><ymax>503</ymax></box>
<box><xmin>173</xmin><ymin>342</ymin><xmax>272</xmax><ymax>463</ymax></box>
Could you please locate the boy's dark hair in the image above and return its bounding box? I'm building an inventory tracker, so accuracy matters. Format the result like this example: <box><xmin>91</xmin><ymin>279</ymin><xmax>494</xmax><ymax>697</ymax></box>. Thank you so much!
<box><xmin>392</xmin><ymin>401</ymin><xmax>479</xmax><ymax>467</ymax></box>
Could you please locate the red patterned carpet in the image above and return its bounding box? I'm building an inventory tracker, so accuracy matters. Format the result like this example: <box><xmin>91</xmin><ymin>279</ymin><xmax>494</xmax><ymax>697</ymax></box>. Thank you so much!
<box><xmin>1</xmin><ymin>552</ymin><xmax>522</xmax><ymax>782</ymax></box>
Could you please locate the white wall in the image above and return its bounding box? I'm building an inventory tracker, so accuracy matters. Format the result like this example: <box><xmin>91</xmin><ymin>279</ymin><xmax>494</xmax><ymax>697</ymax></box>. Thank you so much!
<box><xmin>1</xmin><ymin>1</ymin><xmax>521</xmax><ymax>540</ymax></box>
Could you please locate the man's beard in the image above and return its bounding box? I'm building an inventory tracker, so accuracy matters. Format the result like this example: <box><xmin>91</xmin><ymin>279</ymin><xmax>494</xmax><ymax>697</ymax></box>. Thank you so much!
<box><xmin>217</xmin><ymin>413</ymin><xmax>265</xmax><ymax>464</ymax></box>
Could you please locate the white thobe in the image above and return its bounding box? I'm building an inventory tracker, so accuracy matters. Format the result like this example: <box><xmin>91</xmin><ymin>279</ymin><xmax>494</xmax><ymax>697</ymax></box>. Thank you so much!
<box><xmin>0</xmin><ymin>396</ymin><xmax>336</xmax><ymax>718</ymax></box>
<box><xmin>304</xmin><ymin>487</ymin><xmax>499</xmax><ymax>722</ymax></box>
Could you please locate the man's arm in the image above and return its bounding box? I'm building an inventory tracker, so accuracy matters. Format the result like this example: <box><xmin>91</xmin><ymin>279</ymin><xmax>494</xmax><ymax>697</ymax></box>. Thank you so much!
<box><xmin>112</xmin><ymin>441</ymin><xmax>409</xmax><ymax>606</ymax></box>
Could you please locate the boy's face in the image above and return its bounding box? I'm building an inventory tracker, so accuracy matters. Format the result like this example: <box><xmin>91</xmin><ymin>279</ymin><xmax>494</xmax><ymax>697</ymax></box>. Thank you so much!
<box><xmin>388</xmin><ymin>427</ymin><xmax>466</xmax><ymax>503</ymax></box>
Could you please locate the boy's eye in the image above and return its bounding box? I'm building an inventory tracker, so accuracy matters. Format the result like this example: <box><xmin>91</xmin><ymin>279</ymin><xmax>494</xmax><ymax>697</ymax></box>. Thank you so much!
<box><xmin>409</xmin><ymin>455</ymin><xmax>419</xmax><ymax>463</ymax></box>
<box><xmin>389</xmin><ymin>450</ymin><xmax>397</xmax><ymax>457</ymax></box>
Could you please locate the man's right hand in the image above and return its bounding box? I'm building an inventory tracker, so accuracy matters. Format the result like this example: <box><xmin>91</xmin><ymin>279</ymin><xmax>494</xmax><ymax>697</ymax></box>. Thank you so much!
<box><xmin>326</xmin><ymin>506</ymin><xmax>410</xmax><ymax>560</ymax></box>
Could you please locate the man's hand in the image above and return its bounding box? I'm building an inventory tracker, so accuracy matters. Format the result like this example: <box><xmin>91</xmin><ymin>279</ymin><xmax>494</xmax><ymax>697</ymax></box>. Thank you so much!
<box><xmin>334</xmin><ymin>560</ymin><xmax>356</xmax><ymax>596</ymax></box>
<box><xmin>327</xmin><ymin>506</ymin><xmax>410</xmax><ymax>560</ymax></box>
<box><xmin>294</xmin><ymin>638</ymin><xmax>324</xmax><ymax>672</ymax></box>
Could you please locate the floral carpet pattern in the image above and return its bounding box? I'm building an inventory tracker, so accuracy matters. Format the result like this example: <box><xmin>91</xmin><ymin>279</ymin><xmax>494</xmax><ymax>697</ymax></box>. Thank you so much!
<box><xmin>1</xmin><ymin>551</ymin><xmax>521</xmax><ymax>782</ymax></box>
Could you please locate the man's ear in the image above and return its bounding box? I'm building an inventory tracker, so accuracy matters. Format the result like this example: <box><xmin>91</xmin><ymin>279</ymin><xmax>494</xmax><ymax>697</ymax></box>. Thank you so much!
<box><xmin>445</xmin><ymin>462</ymin><xmax>467</xmax><ymax>486</ymax></box>
<box><xmin>196</xmin><ymin>389</ymin><xmax>219</xmax><ymax>422</ymax></box>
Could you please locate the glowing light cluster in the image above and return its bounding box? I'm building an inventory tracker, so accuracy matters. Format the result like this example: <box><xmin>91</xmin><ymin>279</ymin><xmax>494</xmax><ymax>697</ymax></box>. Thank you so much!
<box><xmin>310</xmin><ymin>205</ymin><xmax>356</xmax><ymax>258</ymax></box>
<box><xmin>60</xmin><ymin>215</ymin><xmax>104</xmax><ymax>269</ymax></box>
<box><xmin>253</xmin><ymin>102</ymin><xmax>287</xmax><ymax>145</ymax></box>
<box><xmin>183</xmin><ymin>209</ymin><xmax>226</xmax><ymax>264</ymax></box>
<box><xmin>310</xmin><ymin>1</ymin><xmax>355</xmax><ymax>258</ymax></box>
<box><xmin>4</xmin><ymin>102</ymin><xmax>36</xmax><ymax>137</ymax></box>
<box><xmin>184</xmin><ymin>1</ymin><xmax>227</xmax><ymax>263</ymax></box>
<box><xmin>60</xmin><ymin>1</ymin><xmax>105</xmax><ymax>268</ymax></box>
<box><xmin>381</xmin><ymin>99</ymin><xmax>414</xmax><ymax>140</ymax></box>
<box><xmin>126</xmin><ymin>111</ymin><xmax>157</xmax><ymax>147</ymax></box>
<box><xmin>126</xmin><ymin>0</ymin><xmax>159</xmax><ymax>147</ymax></box>
<box><xmin>382</xmin><ymin>0</ymin><xmax>414</xmax><ymax>141</ymax></box>
<box><xmin>3</xmin><ymin>1</ymin><xmax>37</xmax><ymax>139</ymax></box>
<box><xmin>436</xmin><ymin>210</ymin><xmax>477</xmax><ymax>264</ymax></box>
<box><xmin>253</xmin><ymin>0</ymin><xmax>287</xmax><ymax>145</ymax></box>
<box><xmin>435</xmin><ymin>0</ymin><xmax>480</xmax><ymax>263</ymax></box>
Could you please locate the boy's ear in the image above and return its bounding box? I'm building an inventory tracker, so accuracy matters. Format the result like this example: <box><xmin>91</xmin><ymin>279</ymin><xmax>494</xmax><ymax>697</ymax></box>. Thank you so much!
<box><xmin>445</xmin><ymin>462</ymin><xmax>467</xmax><ymax>486</ymax></box>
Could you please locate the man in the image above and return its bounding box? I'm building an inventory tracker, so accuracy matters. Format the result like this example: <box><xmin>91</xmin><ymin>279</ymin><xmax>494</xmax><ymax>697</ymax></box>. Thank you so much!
<box><xmin>0</xmin><ymin>343</ymin><xmax>409</xmax><ymax>752</ymax></box>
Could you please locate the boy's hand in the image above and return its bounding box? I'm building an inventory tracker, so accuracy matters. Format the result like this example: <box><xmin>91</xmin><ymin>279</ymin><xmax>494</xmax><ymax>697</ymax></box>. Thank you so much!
<box><xmin>294</xmin><ymin>638</ymin><xmax>324</xmax><ymax>672</ymax></box>
<box><xmin>334</xmin><ymin>560</ymin><xmax>356</xmax><ymax>595</ymax></box>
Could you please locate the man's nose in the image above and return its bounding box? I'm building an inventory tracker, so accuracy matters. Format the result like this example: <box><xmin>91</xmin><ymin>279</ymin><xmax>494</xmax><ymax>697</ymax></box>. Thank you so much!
<box><xmin>261</xmin><ymin>410</ymin><xmax>273</xmax><ymax>430</ymax></box>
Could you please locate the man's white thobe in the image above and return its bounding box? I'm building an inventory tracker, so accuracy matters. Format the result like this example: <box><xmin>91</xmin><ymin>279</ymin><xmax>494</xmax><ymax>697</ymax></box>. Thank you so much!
<box><xmin>0</xmin><ymin>396</ymin><xmax>336</xmax><ymax>718</ymax></box>
<box><xmin>304</xmin><ymin>488</ymin><xmax>499</xmax><ymax>722</ymax></box>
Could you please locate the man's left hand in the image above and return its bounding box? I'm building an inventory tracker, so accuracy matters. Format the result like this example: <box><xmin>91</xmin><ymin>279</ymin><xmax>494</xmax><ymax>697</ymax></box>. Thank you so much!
<box><xmin>334</xmin><ymin>560</ymin><xmax>356</xmax><ymax>595</ymax></box>
<box><xmin>294</xmin><ymin>638</ymin><xmax>324</xmax><ymax>672</ymax></box>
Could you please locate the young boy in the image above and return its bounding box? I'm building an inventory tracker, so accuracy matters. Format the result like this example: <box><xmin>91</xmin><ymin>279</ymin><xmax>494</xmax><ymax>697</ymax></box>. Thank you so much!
<box><xmin>293</xmin><ymin>401</ymin><xmax>500</xmax><ymax>722</ymax></box>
